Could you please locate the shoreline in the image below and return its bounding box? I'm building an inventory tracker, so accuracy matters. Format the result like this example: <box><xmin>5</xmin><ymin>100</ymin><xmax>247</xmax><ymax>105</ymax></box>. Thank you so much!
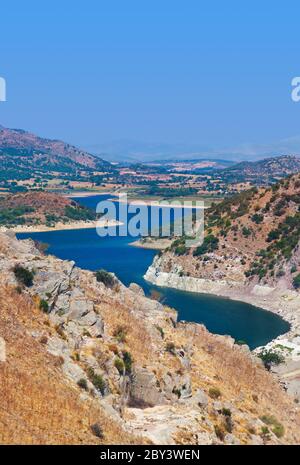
<box><xmin>130</xmin><ymin>237</ymin><xmax>173</xmax><ymax>250</ymax></box>
<box><xmin>144</xmin><ymin>262</ymin><xmax>300</xmax><ymax>397</ymax></box>
<box><xmin>144</xmin><ymin>260</ymin><xmax>300</xmax><ymax>344</ymax></box>
<box><xmin>112</xmin><ymin>197</ymin><xmax>208</xmax><ymax>209</ymax></box>
<box><xmin>0</xmin><ymin>219</ymin><xmax>122</xmax><ymax>233</ymax></box>
<box><xmin>64</xmin><ymin>191</ymin><xmax>115</xmax><ymax>198</ymax></box>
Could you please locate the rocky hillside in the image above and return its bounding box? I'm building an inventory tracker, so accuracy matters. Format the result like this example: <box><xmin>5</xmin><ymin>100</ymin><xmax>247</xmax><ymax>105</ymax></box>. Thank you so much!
<box><xmin>0</xmin><ymin>191</ymin><xmax>96</xmax><ymax>227</ymax></box>
<box><xmin>158</xmin><ymin>173</ymin><xmax>300</xmax><ymax>291</ymax></box>
<box><xmin>0</xmin><ymin>232</ymin><xmax>299</xmax><ymax>444</ymax></box>
<box><xmin>0</xmin><ymin>124</ymin><xmax>110</xmax><ymax>179</ymax></box>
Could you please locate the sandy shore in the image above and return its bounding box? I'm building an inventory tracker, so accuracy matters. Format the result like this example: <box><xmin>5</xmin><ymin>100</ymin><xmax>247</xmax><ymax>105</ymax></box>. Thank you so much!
<box><xmin>64</xmin><ymin>191</ymin><xmax>115</xmax><ymax>198</ymax></box>
<box><xmin>0</xmin><ymin>219</ymin><xmax>122</xmax><ymax>233</ymax></box>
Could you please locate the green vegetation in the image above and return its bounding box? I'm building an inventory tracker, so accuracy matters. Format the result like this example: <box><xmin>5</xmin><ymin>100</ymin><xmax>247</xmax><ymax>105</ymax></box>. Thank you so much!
<box><xmin>64</xmin><ymin>204</ymin><xmax>96</xmax><ymax>221</ymax></box>
<box><xmin>122</xmin><ymin>351</ymin><xmax>133</xmax><ymax>374</ymax></box>
<box><xmin>95</xmin><ymin>269</ymin><xmax>116</xmax><ymax>288</ymax></box>
<box><xmin>13</xmin><ymin>264</ymin><xmax>35</xmax><ymax>287</ymax></box>
<box><xmin>0</xmin><ymin>205</ymin><xmax>34</xmax><ymax>226</ymax></box>
<box><xmin>193</xmin><ymin>234</ymin><xmax>219</xmax><ymax>256</ymax></box>
<box><xmin>293</xmin><ymin>273</ymin><xmax>300</xmax><ymax>289</ymax></box>
<box><xmin>39</xmin><ymin>299</ymin><xmax>49</xmax><ymax>313</ymax></box>
<box><xmin>114</xmin><ymin>357</ymin><xmax>125</xmax><ymax>375</ymax></box>
<box><xmin>260</xmin><ymin>414</ymin><xmax>285</xmax><ymax>438</ymax></box>
<box><xmin>87</xmin><ymin>367</ymin><xmax>106</xmax><ymax>395</ymax></box>
<box><xmin>77</xmin><ymin>378</ymin><xmax>88</xmax><ymax>390</ymax></box>
<box><xmin>258</xmin><ymin>349</ymin><xmax>284</xmax><ymax>369</ymax></box>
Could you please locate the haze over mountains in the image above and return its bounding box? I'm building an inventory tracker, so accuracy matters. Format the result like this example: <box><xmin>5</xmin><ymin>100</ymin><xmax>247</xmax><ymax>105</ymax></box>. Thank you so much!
<box><xmin>84</xmin><ymin>136</ymin><xmax>300</xmax><ymax>163</ymax></box>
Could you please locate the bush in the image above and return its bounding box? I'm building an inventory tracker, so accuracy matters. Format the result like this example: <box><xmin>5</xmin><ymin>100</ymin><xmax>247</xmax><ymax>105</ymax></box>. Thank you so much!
<box><xmin>209</xmin><ymin>387</ymin><xmax>221</xmax><ymax>399</ymax></box>
<box><xmin>95</xmin><ymin>269</ymin><xmax>115</xmax><ymax>288</ymax></box>
<box><xmin>293</xmin><ymin>273</ymin><xmax>300</xmax><ymax>289</ymax></box>
<box><xmin>90</xmin><ymin>423</ymin><xmax>104</xmax><ymax>439</ymax></box>
<box><xmin>77</xmin><ymin>378</ymin><xmax>88</xmax><ymax>390</ymax></box>
<box><xmin>13</xmin><ymin>264</ymin><xmax>35</xmax><ymax>287</ymax></box>
<box><xmin>258</xmin><ymin>349</ymin><xmax>284</xmax><ymax>369</ymax></box>
<box><xmin>114</xmin><ymin>357</ymin><xmax>125</xmax><ymax>375</ymax></box>
<box><xmin>39</xmin><ymin>299</ymin><xmax>49</xmax><ymax>313</ymax></box>
<box><xmin>260</xmin><ymin>414</ymin><xmax>284</xmax><ymax>438</ymax></box>
<box><xmin>87</xmin><ymin>368</ymin><xmax>106</xmax><ymax>395</ymax></box>
<box><xmin>122</xmin><ymin>351</ymin><xmax>133</xmax><ymax>374</ymax></box>
<box><xmin>193</xmin><ymin>235</ymin><xmax>219</xmax><ymax>256</ymax></box>
<box><xmin>251</xmin><ymin>213</ymin><xmax>263</xmax><ymax>224</ymax></box>
<box><xmin>165</xmin><ymin>342</ymin><xmax>176</xmax><ymax>355</ymax></box>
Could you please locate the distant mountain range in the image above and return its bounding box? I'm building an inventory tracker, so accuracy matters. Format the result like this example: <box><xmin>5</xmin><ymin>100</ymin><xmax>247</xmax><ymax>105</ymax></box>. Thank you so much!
<box><xmin>0</xmin><ymin>125</ymin><xmax>110</xmax><ymax>176</ymax></box>
<box><xmin>83</xmin><ymin>136</ymin><xmax>300</xmax><ymax>163</ymax></box>
<box><xmin>218</xmin><ymin>155</ymin><xmax>300</xmax><ymax>184</ymax></box>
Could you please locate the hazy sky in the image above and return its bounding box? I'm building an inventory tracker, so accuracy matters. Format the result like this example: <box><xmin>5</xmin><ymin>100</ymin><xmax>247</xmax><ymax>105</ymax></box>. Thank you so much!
<box><xmin>1</xmin><ymin>1</ymin><xmax>300</xmax><ymax>156</ymax></box>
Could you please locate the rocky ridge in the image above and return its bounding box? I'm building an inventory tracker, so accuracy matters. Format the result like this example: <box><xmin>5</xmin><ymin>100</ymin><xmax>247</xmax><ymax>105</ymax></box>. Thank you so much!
<box><xmin>0</xmin><ymin>232</ymin><xmax>300</xmax><ymax>444</ymax></box>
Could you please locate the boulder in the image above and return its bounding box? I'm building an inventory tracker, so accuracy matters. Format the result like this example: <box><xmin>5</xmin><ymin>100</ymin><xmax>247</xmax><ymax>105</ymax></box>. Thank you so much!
<box><xmin>130</xmin><ymin>368</ymin><xmax>167</xmax><ymax>407</ymax></box>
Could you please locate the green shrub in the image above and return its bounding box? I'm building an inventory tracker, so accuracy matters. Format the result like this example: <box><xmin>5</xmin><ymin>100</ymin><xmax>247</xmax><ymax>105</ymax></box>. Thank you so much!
<box><xmin>114</xmin><ymin>357</ymin><xmax>125</xmax><ymax>375</ymax></box>
<box><xmin>293</xmin><ymin>274</ymin><xmax>300</xmax><ymax>289</ymax></box>
<box><xmin>122</xmin><ymin>351</ymin><xmax>133</xmax><ymax>374</ymax></box>
<box><xmin>260</xmin><ymin>414</ymin><xmax>284</xmax><ymax>438</ymax></box>
<box><xmin>95</xmin><ymin>269</ymin><xmax>116</xmax><ymax>288</ymax></box>
<box><xmin>87</xmin><ymin>368</ymin><xmax>106</xmax><ymax>395</ymax></box>
<box><xmin>258</xmin><ymin>349</ymin><xmax>284</xmax><ymax>369</ymax></box>
<box><xmin>77</xmin><ymin>378</ymin><xmax>88</xmax><ymax>390</ymax></box>
<box><xmin>193</xmin><ymin>235</ymin><xmax>219</xmax><ymax>256</ymax></box>
<box><xmin>251</xmin><ymin>213</ymin><xmax>263</xmax><ymax>224</ymax></box>
<box><xmin>13</xmin><ymin>264</ymin><xmax>35</xmax><ymax>287</ymax></box>
<box><xmin>39</xmin><ymin>299</ymin><xmax>49</xmax><ymax>313</ymax></box>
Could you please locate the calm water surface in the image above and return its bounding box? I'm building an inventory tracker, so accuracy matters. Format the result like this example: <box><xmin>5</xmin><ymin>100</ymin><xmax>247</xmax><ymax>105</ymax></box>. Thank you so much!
<box><xmin>18</xmin><ymin>194</ymin><xmax>290</xmax><ymax>349</ymax></box>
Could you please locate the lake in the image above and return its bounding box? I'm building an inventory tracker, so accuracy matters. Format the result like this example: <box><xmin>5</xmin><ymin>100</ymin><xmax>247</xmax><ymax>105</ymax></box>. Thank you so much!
<box><xmin>17</xmin><ymin>194</ymin><xmax>290</xmax><ymax>349</ymax></box>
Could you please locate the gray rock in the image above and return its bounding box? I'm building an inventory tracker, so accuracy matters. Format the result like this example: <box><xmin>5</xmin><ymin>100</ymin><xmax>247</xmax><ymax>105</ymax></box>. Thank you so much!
<box><xmin>130</xmin><ymin>368</ymin><xmax>167</xmax><ymax>407</ymax></box>
<box><xmin>62</xmin><ymin>359</ymin><xmax>87</xmax><ymax>384</ymax></box>
<box><xmin>224</xmin><ymin>433</ymin><xmax>240</xmax><ymax>445</ymax></box>
<box><xmin>0</xmin><ymin>337</ymin><xmax>6</xmax><ymax>362</ymax></box>
<box><xmin>193</xmin><ymin>388</ymin><xmax>208</xmax><ymax>408</ymax></box>
<box><xmin>129</xmin><ymin>283</ymin><xmax>145</xmax><ymax>296</ymax></box>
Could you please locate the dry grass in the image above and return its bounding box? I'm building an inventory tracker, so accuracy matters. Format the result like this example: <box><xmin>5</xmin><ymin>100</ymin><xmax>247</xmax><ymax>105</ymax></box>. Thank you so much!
<box><xmin>0</xmin><ymin>286</ymin><xmax>143</xmax><ymax>445</ymax></box>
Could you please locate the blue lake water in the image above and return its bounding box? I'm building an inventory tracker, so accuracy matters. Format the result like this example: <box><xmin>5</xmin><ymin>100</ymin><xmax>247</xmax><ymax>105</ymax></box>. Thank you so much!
<box><xmin>17</xmin><ymin>194</ymin><xmax>290</xmax><ymax>349</ymax></box>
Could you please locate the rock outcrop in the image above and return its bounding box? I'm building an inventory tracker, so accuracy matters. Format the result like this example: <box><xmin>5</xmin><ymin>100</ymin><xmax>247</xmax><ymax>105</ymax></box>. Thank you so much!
<box><xmin>0</xmin><ymin>231</ymin><xmax>300</xmax><ymax>444</ymax></box>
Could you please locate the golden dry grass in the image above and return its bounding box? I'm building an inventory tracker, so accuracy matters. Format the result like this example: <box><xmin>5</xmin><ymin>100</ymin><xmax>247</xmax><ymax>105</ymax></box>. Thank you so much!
<box><xmin>0</xmin><ymin>286</ymin><xmax>143</xmax><ymax>445</ymax></box>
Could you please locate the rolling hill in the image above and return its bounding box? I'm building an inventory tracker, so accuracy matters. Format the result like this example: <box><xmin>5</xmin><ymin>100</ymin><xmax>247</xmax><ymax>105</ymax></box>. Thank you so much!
<box><xmin>0</xmin><ymin>125</ymin><xmax>111</xmax><ymax>181</ymax></box>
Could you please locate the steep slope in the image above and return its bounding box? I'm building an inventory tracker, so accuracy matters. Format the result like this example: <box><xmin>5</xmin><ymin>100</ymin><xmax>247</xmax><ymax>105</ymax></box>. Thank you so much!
<box><xmin>0</xmin><ymin>232</ymin><xmax>299</xmax><ymax>444</ymax></box>
<box><xmin>0</xmin><ymin>125</ymin><xmax>110</xmax><ymax>178</ymax></box>
<box><xmin>149</xmin><ymin>173</ymin><xmax>300</xmax><ymax>290</ymax></box>
<box><xmin>0</xmin><ymin>285</ymin><xmax>141</xmax><ymax>445</ymax></box>
<box><xmin>145</xmin><ymin>174</ymin><xmax>300</xmax><ymax>387</ymax></box>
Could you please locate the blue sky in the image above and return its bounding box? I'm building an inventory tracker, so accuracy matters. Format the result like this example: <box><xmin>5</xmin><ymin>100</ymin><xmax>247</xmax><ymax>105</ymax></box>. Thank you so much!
<box><xmin>0</xmin><ymin>1</ymin><xmax>300</xmax><ymax>159</ymax></box>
